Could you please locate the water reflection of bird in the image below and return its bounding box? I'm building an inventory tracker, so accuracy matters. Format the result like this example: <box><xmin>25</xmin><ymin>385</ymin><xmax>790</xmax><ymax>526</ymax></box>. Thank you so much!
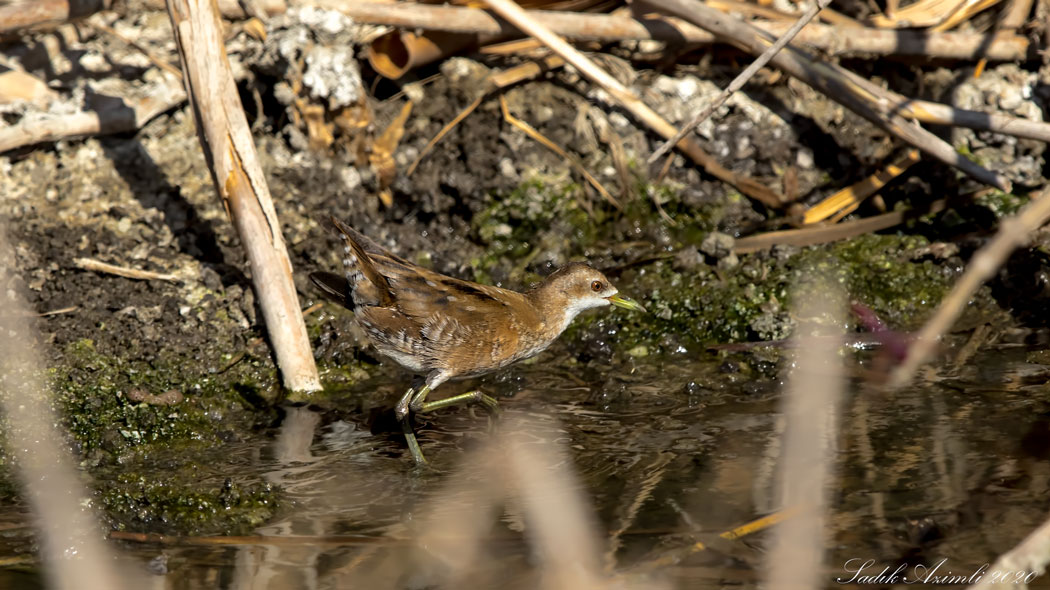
<box><xmin>310</xmin><ymin>217</ymin><xmax>645</xmax><ymax>464</ymax></box>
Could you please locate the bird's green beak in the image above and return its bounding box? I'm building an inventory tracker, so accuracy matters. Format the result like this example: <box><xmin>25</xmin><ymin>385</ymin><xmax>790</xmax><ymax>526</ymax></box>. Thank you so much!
<box><xmin>607</xmin><ymin>294</ymin><xmax>646</xmax><ymax>313</ymax></box>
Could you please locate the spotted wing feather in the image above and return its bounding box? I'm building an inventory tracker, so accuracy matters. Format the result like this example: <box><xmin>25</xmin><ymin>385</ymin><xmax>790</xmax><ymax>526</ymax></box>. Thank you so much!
<box><xmin>330</xmin><ymin>216</ymin><xmax>395</xmax><ymax>308</ymax></box>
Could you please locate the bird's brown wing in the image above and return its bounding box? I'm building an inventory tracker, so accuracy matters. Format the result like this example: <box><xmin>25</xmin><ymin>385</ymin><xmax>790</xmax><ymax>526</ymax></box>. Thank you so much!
<box><xmin>330</xmin><ymin>216</ymin><xmax>396</xmax><ymax>308</ymax></box>
<box><xmin>328</xmin><ymin>217</ymin><xmax>412</xmax><ymax>264</ymax></box>
<box><xmin>371</xmin><ymin>256</ymin><xmax>537</xmax><ymax>324</ymax></box>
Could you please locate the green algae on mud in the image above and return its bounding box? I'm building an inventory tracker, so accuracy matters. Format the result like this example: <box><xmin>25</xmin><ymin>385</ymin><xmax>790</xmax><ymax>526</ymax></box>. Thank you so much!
<box><xmin>470</xmin><ymin>177</ymin><xmax>599</xmax><ymax>285</ymax></box>
<box><xmin>32</xmin><ymin>339</ymin><xmax>284</xmax><ymax>535</ymax></box>
<box><xmin>54</xmin><ymin>339</ymin><xmax>277</xmax><ymax>456</ymax></box>
<box><xmin>471</xmin><ymin>178</ymin><xmax>970</xmax><ymax>355</ymax></box>
<box><xmin>100</xmin><ymin>462</ymin><xmax>278</xmax><ymax>536</ymax></box>
<box><xmin>572</xmin><ymin>234</ymin><xmax>962</xmax><ymax>354</ymax></box>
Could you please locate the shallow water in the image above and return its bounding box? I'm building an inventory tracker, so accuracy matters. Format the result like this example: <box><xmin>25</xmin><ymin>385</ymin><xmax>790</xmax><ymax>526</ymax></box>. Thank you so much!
<box><xmin>2</xmin><ymin>345</ymin><xmax>1050</xmax><ymax>588</ymax></box>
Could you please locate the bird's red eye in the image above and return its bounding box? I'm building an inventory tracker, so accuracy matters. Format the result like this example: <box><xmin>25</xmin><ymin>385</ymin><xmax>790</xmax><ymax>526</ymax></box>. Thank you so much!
<box><xmin>591</xmin><ymin>280</ymin><xmax>603</xmax><ymax>292</ymax></box>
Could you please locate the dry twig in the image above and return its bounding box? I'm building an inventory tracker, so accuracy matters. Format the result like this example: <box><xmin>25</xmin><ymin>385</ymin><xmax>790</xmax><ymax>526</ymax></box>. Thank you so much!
<box><xmin>889</xmin><ymin>187</ymin><xmax>1050</xmax><ymax>387</ymax></box>
<box><xmin>500</xmin><ymin>95</ymin><xmax>619</xmax><ymax>211</ymax></box>
<box><xmin>645</xmin><ymin>0</ymin><xmax>1011</xmax><ymax>191</ymax></box>
<box><xmin>166</xmin><ymin>0</ymin><xmax>321</xmax><ymax>394</ymax></box>
<box><xmin>649</xmin><ymin>0</ymin><xmax>832</xmax><ymax>164</ymax></box>
<box><xmin>74</xmin><ymin>257</ymin><xmax>179</xmax><ymax>282</ymax></box>
<box><xmin>0</xmin><ymin>81</ymin><xmax>186</xmax><ymax>154</ymax></box>
<box><xmin>481</xmin><ymin>0</ymin><xmax>785</xmax><ymax>207</ymax></box>
<box><xmin>317</xmin><ymin>1</ymin><xmax>1031</xmax><ymax>61</ymax></box>
<box><xmin>407</xmin><ymin>54</ymin><xmax>566</xmax><ymax>176</ymax></box>
<box><xmin>90</xmin><ymin>21</ymin><xmax>183</xmax><ymax>80</ymax></box>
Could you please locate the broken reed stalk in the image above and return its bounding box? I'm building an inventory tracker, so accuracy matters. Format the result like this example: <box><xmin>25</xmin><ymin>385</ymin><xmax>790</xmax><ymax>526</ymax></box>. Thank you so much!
<box><xmin>481</xmin><ymin>0</ymin><xmax>785</xmax><ymax>208</ymax></box>
<box><xmin>165</xmin><ymin>0</ymin><xmax>321</xmax><ymax>394</ymax></box>
<box><xmin>0</xmin><ymin>80</ymin><xmax>186</xmax><ymax>154</ymax></box>
<box><xmin>316</xmin><ymin>0</ymin><xmax>1031</xmax><ymax>61</ymax></box>
<box><xmin>889</xmin><ymin>186</ymin><xmax>1050</xmax><ymax>388</ymax></box>
<box><xmin>0</xmin><ymin>0</ymin><xmax>112</xmax><ymax>34</ymax></box>
<box><xmin>144</xmin><ymin>0</ymin><xmax>286</xmax><ymax>19</ymax></box>
<box><xmin>649</xmin><ymin>0</ymin><xmax>832</xmax><ymax>164</ymax></box>
<box><xmin>643</xmin><ymin>0</ymin><xmax>1012</xmax><ymax>192</ymax></box>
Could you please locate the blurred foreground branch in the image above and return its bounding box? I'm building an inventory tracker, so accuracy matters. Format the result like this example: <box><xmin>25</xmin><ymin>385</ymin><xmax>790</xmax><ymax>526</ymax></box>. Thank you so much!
<box><xmin>889</xmin><ymin>186</ymin><xmax>1050</xmax><ymax>387</ymax></box>
<box><xmin>0</xmin><ymin>224</ymin><xmax>131</xmax><ymax>590</ymax></box>
<box><xmin>765</xmin><ymin>277</ymin><xmax>844</xmax><ymax>590</ymax></box>
<box><xmin>166</xmin><ymin>0</ymin><xmax>320</xmax><ymax>394</ymax></box>
<box><xmin>970</xmin><ymin>512</ymin><xmax>1050</xmax><ymax>590</ymax></box>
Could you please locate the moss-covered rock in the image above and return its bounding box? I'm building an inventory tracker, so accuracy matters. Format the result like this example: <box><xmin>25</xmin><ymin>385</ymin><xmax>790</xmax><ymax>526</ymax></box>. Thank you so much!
<box><xmin>100</xmin><ymin>462</ymin><xmax>277</xmax><ymax>535</ymax></box>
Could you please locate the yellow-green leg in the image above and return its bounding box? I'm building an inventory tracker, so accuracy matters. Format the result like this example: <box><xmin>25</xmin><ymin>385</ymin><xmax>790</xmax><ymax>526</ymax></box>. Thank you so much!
<box><xmin>395</xmin><ymin>385</ymin><xmax>428</xmax><ymax>465</ymax></box>
<box><xmin>395</xmin><ymin>385</ymin><xmax>501</xmax><ymax>464</ymax></box>
<box><xmin>417</xmin><ymin>390</ymin><xmax>500</xmax><ymax>414</ymax></box>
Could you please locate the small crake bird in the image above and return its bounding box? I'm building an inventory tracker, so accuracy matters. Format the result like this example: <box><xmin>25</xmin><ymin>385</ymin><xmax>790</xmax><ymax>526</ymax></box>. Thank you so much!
<box><xmin>311</xmin><ymin>217</ymin><xmax>645</xmax><ymax>464</ymax></box>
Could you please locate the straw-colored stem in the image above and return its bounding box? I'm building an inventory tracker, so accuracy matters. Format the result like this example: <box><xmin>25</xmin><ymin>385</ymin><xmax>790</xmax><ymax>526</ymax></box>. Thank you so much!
<box><xmin>166</xmin><ymin>0</ymin><xmax>321</xmax><ymax>394</ymax></box>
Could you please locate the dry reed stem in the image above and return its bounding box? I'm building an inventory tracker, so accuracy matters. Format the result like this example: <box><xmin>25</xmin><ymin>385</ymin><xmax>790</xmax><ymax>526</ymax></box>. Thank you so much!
<box><xmin>648</xmin><ymin>0</ymin><xmax>831</xmax><ymax>164</ymax></box>
<box><xmin>889</xmin><ymin>186</ymin><xmax>1050</xmax><ymax>388</ymax></box>
<box><xmin>481</xmin><ymin>0</ymin><xmax>784</xmax><ymax>207</ymax></box>
<box><xmin>644</xmin><ymin>0</ymin><xmax>1012</xmax><ymax>191</ymax></box>
<box><xmin>765</xmin><ymin>276</ymin><xmax>844</xmax><ymax>590</ymax></box>
<box><xmin>0</xmin><ymin>224</ymin><xmax>132</xmax><ymax>590</ymax></box>
<box><xmin>0</xmin><ymin>80</ymin><xmax>185</xmax><ymax>153</ymax></box>
<box><xmin>0</xmin><ymin>0</ymin><xmax>113</xmax><ymax>34</ymax></box>
<box><xmin>803</xmin><ymin>149</ymin><xmax>921</xmax><ymax>225</ymax></box>
<box><xmin>1001</xmin><ymin>0</ymin><xmax>1034</xmax><ymax>28</ymax></box>
<box><xmin>882</xmin><ymin>97</ymin><xmax>1050</xmax><ymax>143</ymax></box>
<box><xmin>318</xmin><ymin>1</ymin><xmax>1031</xmax><ymax>60</ymax></box>
<box><xmin>74</xmin><ymin>257</ymin><xmax>179</xmax><ymax>282</ymax></box>
<box><xmin>166</xmin><ymin>0</ymin><xmax>321</xmax><ymax>394</ymax></box>
<box><xmin>144</xmin><ymin>0</ymin><xmax>286</xmax><ymax>19</ymax></box>
<box><xmin>733</xmin><ymin>198</ymin><xmax>947</xmax><ymax>253</ymax></box>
